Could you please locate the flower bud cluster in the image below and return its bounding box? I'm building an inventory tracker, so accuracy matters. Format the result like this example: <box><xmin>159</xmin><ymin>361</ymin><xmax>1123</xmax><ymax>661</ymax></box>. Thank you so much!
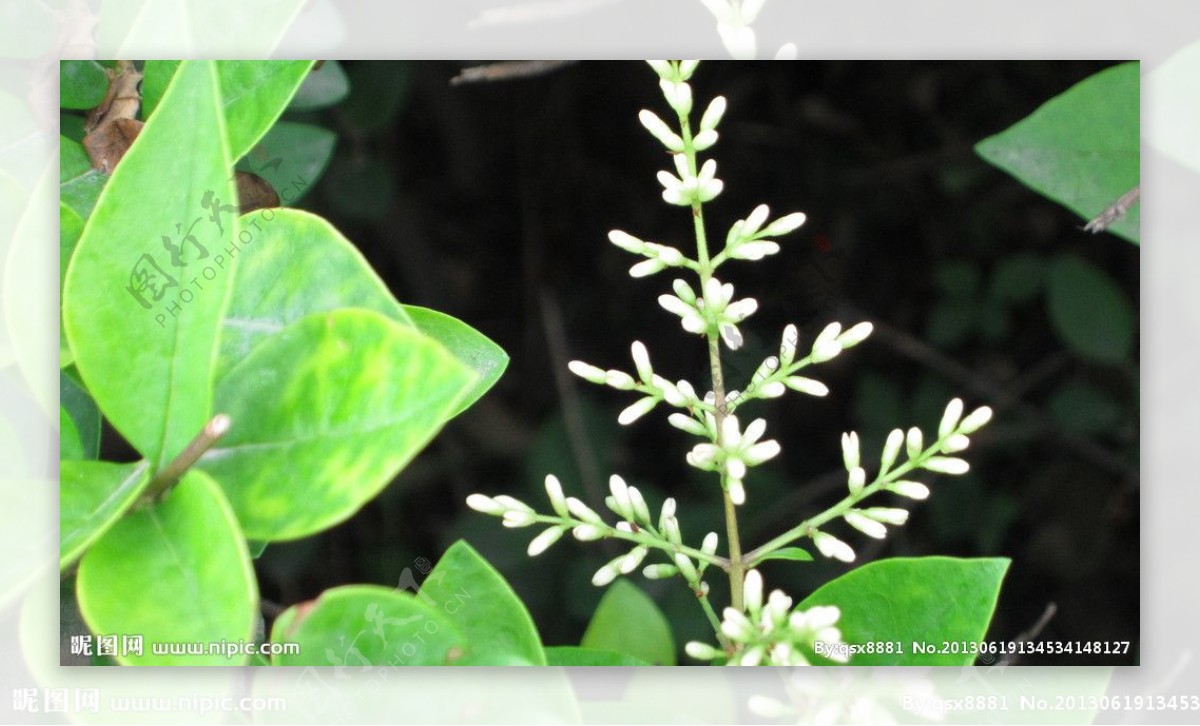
<box><xmin>685</xmin><ymin>569</ymin><xmax>850</xmax><ymax>665</ymax></box>
<box><xmin>567</xmin><ymin>341</ymin><xmax>705</xmax><ymax>426</ymax></box>
<box><xmin>685</xmin><ymin>414</ymin><xmax>780</xmax><ymax>506</ymax></box>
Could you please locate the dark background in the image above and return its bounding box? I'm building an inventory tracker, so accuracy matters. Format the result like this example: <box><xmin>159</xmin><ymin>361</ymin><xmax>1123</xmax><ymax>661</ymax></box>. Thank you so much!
<box><xmin>239</xmin><ymin>61</ymin><xmax>1137</xmax><ymax>665</ymax></box>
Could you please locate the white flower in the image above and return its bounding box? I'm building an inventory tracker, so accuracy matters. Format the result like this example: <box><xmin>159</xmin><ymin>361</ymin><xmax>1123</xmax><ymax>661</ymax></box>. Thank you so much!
<box><xmin>923</xmin><ymin>456</ymin><xmax>970</xmax><ymax>475</ymax></box>
<box><xmin>607</xmin><ymin>229</ymin><xmax>645</xmax><ymax>253</ymax></box>
<box><xmin>628</xmin><ymin>258</ymin><xmax>667</xmax><ymax>277</ymax></box>
<box><xmin>743</xmin><ymin>569</ymin><xmax>764</xmax><ymax>613</ymax></box>
<box><xmin>905</xmin><ymin>426</ymin><xmax>924</xmax><ymax>459</ymax></box>
<box><xmin>938</xmin><ymin>398</ymin><xmax>964</xmax><ymax>439</ymax></box>
<box><xmin>591</xmin><ymin>563</ymin><xmax>619</xmax><ymax>587</ymax></box>
<box><xmin>959</xmin><ymin>405</ymin><xmax>994</xmax><ymax>434</ymax></box>
<box><xmin>572</xmin><ymin>524</ymin><xmax>605</xmax><ymax>541</ymax></box>
<box><xmin>638</xmin><ymin>109</ymin><xmax>684</xmax><ymax>152</ymax></box>
<box><xmin>880</xmin><ymin>428</ymin><xmax>904</xmax><ymax>473</ymax></box>
<box><xmin>783</xmin><ymin>376</ymin><xmax>828</xmax><ymax>397</ymax></box>
<box><xmin>465</xmin><ymin>494</ymin><xmax>505</xmax><ymax>515</ymax></box>
<box><xmin>685</xmin><ymin>641</ymin><xmax>724</xmax><ymax>661</ymax></box>
<box><xmin>942</xmin><ymin>434</ymin><xmax>971</xmax><ymax>453</ymax></box>
<box><xmin>567</xmin><ymin>360</ymin><xmax>606</xmax><ymax>384</ymax></box>
<box><xmin>699</xmin><ymin>95</ymin><xmax>727</xmax><ymax>132</ymax></box>
<box><xmin>645</xmin><ymin>60</ymin><xmax>673</xmax><ymax>79</ymax></box>
<box><xmin>762</xmin><ymin>212</ymin><xmax>807</xmax><ymax>236</ymax></box>
<box><xmin>658</xmin><ymin>293</ymin><xmax>707</xmax><ymax>335</ymax></box>
<box><xmin>643</xmin><ymin>563</ymin><xmax>678</xmax><ymax>580</ymax></box>
<box><xmin>847</xmin><ymin>466</ymin><xmax>866</xmax><ymax>495</ymax></box>
<box><xmin>729</xmin><ymin>239</ymin><xmax>780</xmax><ymax>261</ymax></box>
<box><xmin>813</xmin><ymin>531</ymin><xmax>856</xmax><ymax>562</ymax></box>
<box><xmin>544</xmin><ymin>474</ymin><xmax>569</xmax><ymax>517</ymax></box>
<box><xmin>659</xmin><ymin>78</ymin><xmax>692</xmax><ymax>116</ymax></box>
<box><xmin>618</xmin><ymin>395</ymin><xmax>659</xmax><ymax>425</ymax></box>
<box><xmin>565</xmin><ymin>496</ymin><xmax>603</xmax><ymax>525</ymax></box>
<box><xmin>890</xmin><ymin>480</ymin><xmax>930</xmax><ymax>500</ymax></box>
<box><xmin>837</xmin><ymin>321</ymin><xmax>873</xmax><ymax>349</ymax></box>
<box><xmin>630</xmin><ymin>341</ymin><xmax>653</xmax><ymax>382</ymax></box>
<box><xmin>603</xmin><ymin>369</ymin><xmax>636</xmax><ymax>390</ymax></box>
<box><xmin>618</xmin><ymin>546</ymin><xmax>648</xmax><ymax>574</ymax></box>
<box><xmin>841</xmin><ymin>432</ymin><xmax>860</xmax><ymax>471</ymax></box>
<box><xmin>844</xmin><ymin>510</ymin><xmax>887</xmax><ymax>539</ymax></box>
<box><xmin>674</xmin><ymin>552</ymin><xmax>699</xmax><ymax>581</ymax></box>
<box><xmin>861</xmin><ymin>507</ymin><xmax>909</xmax><ymax>526</ymax></box>
<box><xmin>669</xmin><ymin>412</ymin><xmax>708</xmax><ymax>436</ymax></box>
<box><xmin>527</xmin><ymin>526</ymin><xmax>565</xmax><ymax>556</ymax></box>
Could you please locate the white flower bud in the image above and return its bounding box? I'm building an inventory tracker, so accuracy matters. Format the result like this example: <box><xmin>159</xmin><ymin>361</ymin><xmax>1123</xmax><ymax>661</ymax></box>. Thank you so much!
<box><xmin>780</xmin><ymin>324</ymin><xmax>799</xmax><ymax>365</ymax></box>
<box><xmin>724</xmin><ymin>297</ymin><xmax>758</xmax><ymax>322</ymax></box>
<box><xmin>674</xmin><ymin>552</ymin><xmax>699</xmax><ymax>582</ymax></box>
<box><xmin>720</xmin><ymin>607</ymin><xmax>756</xmax><ymax>641</ymax></box>
<box><xmin>604</xmin><ymin>370</ymin><xmax>636</xmax><ymax>390</ymax></box>
<box><xmin>847</xmin><ymin>466</ymin><xmax>866</xmax><ymax>495</ymax></box>
<box><xmin>699</xmin><ymin>95</ymin><xmax>728</xmax><ymax>133</ymax></box>
<box><xmin>923</xmin><ymin>457</ymin><xmax>970</xmax><ymax>475</ymax></box>
<box><xmin>811</xmin><ymin>340</ymin><xmax>843</xmax><ymax>363</ymax></box>
<box><xmin>719</xmin><ymin>323</ymin><xmax>744</xmax><ymax>350</ymax></box>
<box><xmin>762</xmin><ymin>212</ymin><xmax>807</xmax><ymax>236</ymax></box>
<box><xmin>663</xmin><ymin>516</ymin><xmax>682</xmax><ymax>546</ymax></box>
<box><xmin>629</xmin><ymin>258</ymin><xmax>668</xmax><ymax>277</ymax></box>
<box><xmin>643</xmin><ymin>563</ymin><xmax>678</xmax><ymax>579</ymax></box>
<box><xmin>730</xmin><ymin>240</ymin><xmax>780</xmax><ymax>261</ymax></box>
<box><xmin>844</xmin><ymin>510</ymin><xmax>887</xmax><ymax>539</ymax></box>
<box><xmin>890</xmin><ymin>480</ymin><xmax>930</xmax><ymax>500</ymax></box>
<box><xmin>758</xmin><ymin>380</ymin><xmax>786</xmax><ymax>398</ymax></box>
<box><xmin>672</xmin><ymin>278</ymin><xmax>697</xmax><ymax>304</ymax></box>
<box><xmin>630</xmin><ymin>341</ymin><xmax>653</xmax><ymax>382</ymax></box>
<box><xmin>572</xmin><ymin>524</ymin><xmax>606</xmax><ymax>541</ymax></box>
<box><xmin>942</xmin><ymin>434</ymin><xmax>970</xmax><ymax>453</ymax></box>
<box><xmin>566</xmin><ymin>496</ymin><xmax>604</xmax><ymax>525</ymax></box>
<box><xmin>701</xmin><ymin>531</ymin><xmax>719</xmax><ymax>556</ymax></box>
<box><xmin>685</xmin><ymin>641</ymin><xmax>723</xmax><ymax>661</ymax></box>
<box><xmin>738</xmin><ymin>0</ymin><xmax>766</xmax><ymax>23</ymax></box>
<box><xmin>905</xmin><ymin>427</ymin><xmax>924</xmax><ymax>459</ymax></box>
<box><xmin>527</xmin><ymin>526</ymin><xmax>565</xmax><ymax>556</ymax></box>
<box><xmin>692</xmin><ymin>128</ymin><xmax>718</xmax><ymax>151</ymax></box>
<box><xmin>502</xmin><ymin>510</ymin><xmax>537</xmax><ymax>528</ymax></box>
<box><xmin>627</xmin><ymin>486</ymin><xmax>652</xmax><ymax>526</ymax></box>
<box><xmin>838</xmin><ymin>322</ymin><xmax>873</xmax><ymax>349</ymax></box>
<box><xmin>619</xmin><ymin>546</ymin><xmax>649</xmax><ymax>574</ymax></box>
<box><xmin>841</xmin><ymin>432</ymin><xmax>861</xmax><ymax>471</ymax></box>
<box><xmin>544</xmin><ymin>474</ymin><xmax>569</xmax><ymax>517</ymax></box>
<box><xmin>813</xmin><ymin>531</ymin><xmax>856</xmax><ymax>562</ymax></box>
<box><xmin>638</xmin><ymin>109</ymin><xmax>685</xmax><ymax>152</ymax></box>
<box><xmin>861</xmin><ymin>507</ymin><xmax>909</xmax><ymax>525</ymax></box>
<box><xmin>669</xmin><ymin>412</ymin><xmax>708</xmax><ymax>437</ymax></box>
<box><xmin>678</xmin><ymin>60</ymin><xmax>700</xmax><ymax>80</ymax></box>
<box><xmin>618</xmin><ymin>396</ymin><xmax>659</xmax><ymax>425</ymax></box>
<box><xmin>727</xmin><ymin>478</ymin><xmax>746</xmax><ymax>505</ymax></box>
<box><xmin>959</xmin><ymin>405</ymin><xmax>994</xmax><ymax>434</ymax></box>
<box><xmin>659</xmin><ymin>79</ymin><xmax>693</xmax><ymax>116</ymax></box>
<box><xmin>880</xmin><ymin>428</ymin><xmax>904</xmax><ymax>473</ymax></box>
<box><xmin>591</xmin><ymin>564</ymin><xmax>619</xmax><ymax>587</ymax></box>
<box><xmin>645</xmin><ymin>60</ymin><xmax>673</xmax><ymax>79</ymax></box>
<box><xmin>466</xmin><ymin>494</ymin><xmax>505</xmax><ymax>515</ymax></box>
<box><xmin>660</xmin><ymin>497</ymin><xmax>677</xmax><ymax>522</ymax></box>
<box><xmin>743</xmin><ymin>569</ymin><xmax>763</xmax><ymax>614</ymax></box>
<box><xmin>607</xmin><ymin>229</ymin><xmax>645</xmax><ymax>253</ymax></box>
<box><xmin>493</xmin><ymin>495</ymin><xmax>534</xmax><ymax>514</ymax></box>
<box><xmin>784</xmin><ymin>376</ymin><xmax>828</xmax><ymax>397</ymax></box>
<box><xmin>567</xmin><ymin>360</ymin><xmax>607</xmax><ymax>384</ymax></box>
<box><xmin>939</xmin><ymin>398</ymin><xmax>965</xmax><ymax>439</ymax></box>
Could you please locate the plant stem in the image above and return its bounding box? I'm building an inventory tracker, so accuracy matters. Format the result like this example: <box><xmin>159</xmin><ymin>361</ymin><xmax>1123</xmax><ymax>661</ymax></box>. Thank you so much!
<box><xmin>696</xmin><ymin>588</ymin><xmax>730</xmax><ymax>647</ymax></box>
<box><xmin>138</xmin><ymin>413</ymin><xmax>231</xmax><ymax>505</ymax></box>
<box><xmin>677</xmin><ymin>90</ymin><xmax>745</xmax><ymax>612</ymax></box>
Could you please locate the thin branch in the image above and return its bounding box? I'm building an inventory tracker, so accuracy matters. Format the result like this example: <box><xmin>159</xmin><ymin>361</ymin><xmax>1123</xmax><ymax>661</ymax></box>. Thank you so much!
<box><xmin>1083</xmin><ymin>185</ymin><xmax>1139</xmax><ymax>234</ymax></box>
<box><xmin>138</xmin><ymin>414</ymin><xmax>231</xmax><ymax>505</ymax></box>
<box><xmin>998</xmin><ymin>602</ymin><xmax>1057</xmax><ymax>666</ymax></box>
<box><xmin>450</xmin><ymin>61</ymin><xmax>577</xmax><ymax>86</ymax></box>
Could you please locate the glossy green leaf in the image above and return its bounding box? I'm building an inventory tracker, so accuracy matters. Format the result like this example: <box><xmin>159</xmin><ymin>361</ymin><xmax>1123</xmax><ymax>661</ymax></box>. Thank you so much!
<box><xmin>59</xmin><ymin>203</ymin><xmax>84</xmax><ymax>367</ymax></box>
<box><xmin>60</xmin><ymin>370</ymin><xmax>100</xmax><ymax>460</ymax></box>
<box><xmin>754</xmin><ymin>546</ymin><xmax>813</xmax><ymax>564</ymax></box>
<box><xmin>59</xmin><ymin>408</ymin><xmax>84</xmax><ymax>461</ymax></box>
<box><xmin>199</xmin><ymin>309</ymin><xmax>475</xmax><ymax>540</ymax></box>
<box><xmin>270</xmin><ymin>585</ymin><xmax>466</xmax><ymax>666</ymax></box>
<box><xmin>289</xmin><ymin>61</ymin><xmax>350</xmax><ymax>111</ymax></box>
<box><xmin>545</xmin><ymin>646</ymin><xmax>650</xmax><ymax>666</ymax></box>
<box><xmin>60</xmin><ymin>60</ymin><xmax>109</xmax><ymax>110</ymax></box>
<box><xmin>976</xmin><ymin>63</ymin><xmax>1139</xmax><ymax>244</ymax></box>
<box><xmin>1046</xmin><ymin>255</ymin><xmax>1134</xmax><ymax>364</ymax></box>
<box><xmin>62</xmin><ymin>60</ymin><xmax>236</xmax><ymax>469</ymax></box>
<box><xmin>405</xmin><ymin>306</ymin><xmax>509</xmax><ymax>417</ymax></box>
<box><xmin>59</xmin><ymin>460</ymin><xmax>151</xmax><ymax>570</ymax></box>
<box><xmin>798</xmin><ymin>556</ymin><xmax>1010</xmax><ymax>666</ymax></box>
<box><xmin>76</xmin><ymin>471</ymin><xmax>257</xmax><ymax>664</ymax></box>
<box><xmin>59</xmin><ymin>136</ymin><xmax>106</xmax><ymax>219</ymax></box>
<box><xmin>422</xmin><ymin>540</ymin><xmax>546</xmax><ymax>665</ymax></box>
<box><xmin>215</xmin><ymin>61</ymin><xmax>314</xmax><ymax>162</ymax></box>
<box><xmin>140</xmin><ymin>60</ymin><xmax>180</xmax><ymax>120</ymax></box>
<box><xmin>214</xmin><ymin>208</ymin><xmax>413</xmax><ymax>384</ymax></box>
<box><xmin>581</xmin><ymin>579</ymin><xmax>676</xmax><ymax>666</ymax></box>
<box><xmin>235</xmin><ymin>121</ymin><xmax>336</xmax><ymax>206</ymax></box>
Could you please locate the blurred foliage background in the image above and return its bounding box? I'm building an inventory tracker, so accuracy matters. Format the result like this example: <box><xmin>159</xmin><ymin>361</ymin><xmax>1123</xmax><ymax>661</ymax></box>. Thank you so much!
<box><xmin>180</xmin><ymin>61</ymin><xmax>1137</xmax><ymax>665</ymax></box>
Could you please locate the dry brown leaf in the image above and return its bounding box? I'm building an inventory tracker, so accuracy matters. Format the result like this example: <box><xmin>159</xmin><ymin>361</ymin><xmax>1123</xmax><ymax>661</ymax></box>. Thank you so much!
<box><xmin>82</xmin><ymin>117</ymin><xmax>143</xmax><ymax>174</ymax></box>
<box><xmin>236</xmin><ymin>171</ymin><xmax>281</xmax><ymax>214</ymax></box>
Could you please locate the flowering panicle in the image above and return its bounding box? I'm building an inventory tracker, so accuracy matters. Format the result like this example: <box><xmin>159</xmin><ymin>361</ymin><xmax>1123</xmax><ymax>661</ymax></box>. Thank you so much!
<box><xmin>465</xmin><ymin>61</ymin><xmax>997</xmax><ymax>668</ymax></box>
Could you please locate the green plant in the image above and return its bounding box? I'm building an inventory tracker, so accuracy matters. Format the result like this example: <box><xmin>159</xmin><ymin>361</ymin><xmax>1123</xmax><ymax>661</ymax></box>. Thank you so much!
<box><xmin>59</xmin><ymin>60</ymin><xmax>510</xmax><ymax>665</ymax></box>
<box><xmin>468</xmin><ymin>61</ymin><xmax>1009</xmax><ymax>665</ymax></box>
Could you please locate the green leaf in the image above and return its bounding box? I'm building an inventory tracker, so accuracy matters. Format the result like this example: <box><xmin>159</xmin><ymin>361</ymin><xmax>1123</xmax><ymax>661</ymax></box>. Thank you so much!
<box><xmin>60</xmin><ymin>60</ymin><xmax>109</xmax><ymax>110</ymax></box>
<box><xmin>198</xmin><ymin>309</ymin><xmax>476</xmax><ymax>540</ymax></box>
<box><xmin>754</xmin><ymin>546</ymin><xmax>813</xmax><ymax>564</ymax></box>
<box><xmin>988</xmin><ymin>252</ymin><xmax>1044</xmax><ymax>305</ymax></box>
<box><xmin>59</xmin><ymin>408</ymin><xmax>84</xmax><ymax>461</ymax></box>
<box><xmin>60</xmin><ymin>370</ymin><xmax>100</xmax><ymax>460</ymax></box>
<box><xmin>289</xmin><ymin>61</ymin><xmax>350</xmax><ymax>111</ymax></box>
<box><xmin>140</xmin><ymin>60</ymin><xmax>180</xmax><ymax>120</ymax></box>
<box><xmin>421</xmin><ymin>540</ymin><xmax>546</xmax><ymax>665</ymax></box>
<box><xmin>544</xmin><ymin>646</ymin><xmax>650</xmax><ymax>666</ymax></box>
<box><xmin>214</xmin><ymin>208</ymin><xmax>413</xmax><ymax>384</ymax></box>
<box><xmin>76</xmin><ymin>471</ymin><xmax>257</xmax><ymax>664</ymax></box>
<box><xmin>215</xmin><ymin>60</ymin><xmax>314</xmax><ymax>162</ymax></box>
<box><xmin>1046</xmin><ymin>254</ymin><xmax>1135</xmax><ymax>364</ymax></box>
<box><xmin>270</xmin><ymin>585</ymin><xmax>467</xmax><ymax>666</ymax></box>
<box><xmin>62</xmin><ymin>60</ymin><xmax>236</xmax><ymax>469</ymax></box>
<box><xmin>59</xmin><ymin>136</ymin><xmax>106</xmax><ymax>219</ymax></box>
<box><xmin>59</xmin><ymin>460</ymin><xmax>151</xmax><ymax>570</ymax></box>
<box><xmin>405</xmin><ymin>306</ymin><xmax>509</xmax><ymax>417</ymax></box>
<box><xmin>581</xmin><ymin>578</ymin><xmax>676</xmax><ymax>665</ymax></box>
<box><xmin>976</xmin><ymin>62</ymin><xmax>1139</xmax><ymax>244</ymax></box>
<box><xmin>235</xmin><ymin>121</ymin><xmax>336</xmax><ymax>207</ymax></box>
<box><xmin>59</xmin><ymin>203</ymin><xmax>84</xmax><ymax>367</ymax></box>
<box><xmin>798</xmin><ymin>556</ymin><xmax>1010</xmax><ymax>666</ymax></box>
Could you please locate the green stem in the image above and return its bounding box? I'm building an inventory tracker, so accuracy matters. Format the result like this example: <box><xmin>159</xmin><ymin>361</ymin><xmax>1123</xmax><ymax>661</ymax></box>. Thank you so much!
<box><xmin>744</xmin><ymin>450</ymin><xmax>934</xmax><ymax>566</ymax></box>
<box><xmin>138</xmin><ymin>413</ymin><xmax>231</xmax><ymax>506</ymax></box>
<box><xmin>696</xmin><ymin>588</ymin><xmax>729</xmax><ymax>647</ymax></box>
<box><xmin>676</xmin><ymin>81</ymin><xmax>744</xmax><ymax>612</ymax></box>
